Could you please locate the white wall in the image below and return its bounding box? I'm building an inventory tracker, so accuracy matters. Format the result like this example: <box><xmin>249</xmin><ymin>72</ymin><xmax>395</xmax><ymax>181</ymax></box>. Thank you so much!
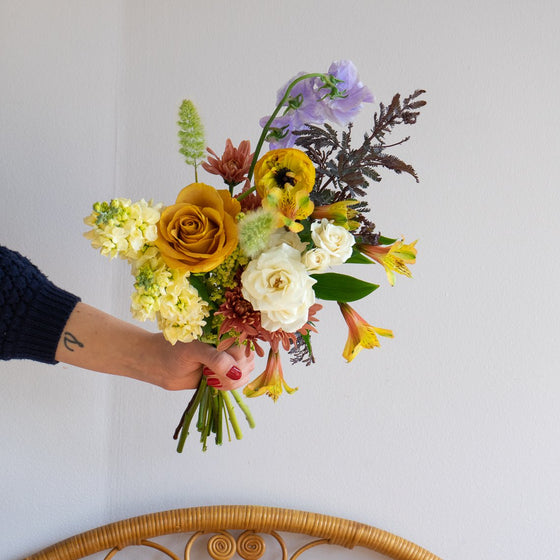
<box><xmin>2</xmin><ymin>1</ymin><xmax>560</xmax><ymax>559</ymax></box>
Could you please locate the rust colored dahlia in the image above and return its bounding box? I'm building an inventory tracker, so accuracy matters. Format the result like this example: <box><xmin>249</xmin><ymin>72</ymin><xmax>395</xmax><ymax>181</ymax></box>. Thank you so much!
<box><xmin>216</xmin><ymin>287</ymin><xmax>322</xmax><ymax>356</ymax></box>
<box><xmin>201</xmin><ymin>139</ymin><xmax>253</xmax><ymax>188</ymax></box>
<box><xmin>216</xmin><ymin>286</ymin><xmax>265</xmax><ymax>356</ymax></box>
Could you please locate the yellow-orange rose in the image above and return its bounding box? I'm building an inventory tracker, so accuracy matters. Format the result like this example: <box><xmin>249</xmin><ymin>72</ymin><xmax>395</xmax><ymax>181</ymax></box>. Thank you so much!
<box><xmin>156</xmin><ymin>183</ymin><xmax>240</xmax><ymax>273</ymax></box>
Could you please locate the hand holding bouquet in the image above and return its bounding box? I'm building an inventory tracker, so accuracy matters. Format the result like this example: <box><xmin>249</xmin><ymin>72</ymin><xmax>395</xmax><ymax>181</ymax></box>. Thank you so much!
<box><xmin>84</xmin><ymin>60</ymin><xmax>425</xmax><ymax>451</ymax></box>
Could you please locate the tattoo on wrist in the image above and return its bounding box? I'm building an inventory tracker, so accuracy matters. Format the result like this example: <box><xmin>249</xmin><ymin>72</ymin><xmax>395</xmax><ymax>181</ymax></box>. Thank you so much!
<box><xmin>63</xmin><ymin>331</ymin><xmax>84</xmax><ymax>352</ymax></box>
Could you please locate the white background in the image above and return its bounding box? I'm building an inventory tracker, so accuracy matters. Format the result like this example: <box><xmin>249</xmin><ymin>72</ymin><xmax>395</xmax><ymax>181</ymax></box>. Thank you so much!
<box><xmin>1</xmin><ymin>1</ymin><xmax>560</xmax><ymax>559</ymax></box>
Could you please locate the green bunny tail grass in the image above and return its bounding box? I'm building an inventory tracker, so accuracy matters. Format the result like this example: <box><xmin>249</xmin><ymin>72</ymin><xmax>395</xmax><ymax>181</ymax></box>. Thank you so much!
<box><xmin>178</xmin><ymin>100</ymin><xmax>206</xmax><ymax>181</ymax></box>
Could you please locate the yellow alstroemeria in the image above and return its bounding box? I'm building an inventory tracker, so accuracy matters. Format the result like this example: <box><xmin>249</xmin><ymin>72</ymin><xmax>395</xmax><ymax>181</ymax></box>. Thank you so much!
<box><xmin>243</xmin><ymin>349</ymin><xmax>297</xmax><ymax>401</ymax></box>
<box><xmin>338</xmin><ymin>302</ymin><xmax>393</xmax><ymax>362</ymax></box>
<box><xmin>311</xmin><ymin>199</ymin><xmax>360</xmax><ymax>230</ymax></box>
<box><xmin>254</xmin><ymin>148</ymin><xmax>315</xmax><ymax>232</ymax></box>
<box><xmin>357</xmin><ymin>239</ymin><xmax>417</xmax><ymax>286</ymax></box>
<box><xmin>265</xmin><ymin>185</ymin><xmax>314</xmax><ymax>232</ymax></box>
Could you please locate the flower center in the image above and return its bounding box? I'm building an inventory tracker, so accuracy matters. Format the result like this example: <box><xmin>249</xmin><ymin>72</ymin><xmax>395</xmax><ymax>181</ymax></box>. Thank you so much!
<box><xmin>269</xmin><ymin>271</ymin><xmax>288</xmax><ymax>290</ymax></box>
<box><xmin>274</xmin><ymin>167</ymin><xmax>296</xmax><ymax>187</ymax></box>
<box><xmin>234</xmin><ymin>299</ymin><xmax>252</xmax><ymax>316</ymax></box>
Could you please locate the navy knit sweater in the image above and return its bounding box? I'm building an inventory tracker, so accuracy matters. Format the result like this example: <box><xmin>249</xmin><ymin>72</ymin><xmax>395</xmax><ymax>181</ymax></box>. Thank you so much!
<box><xmin>0</xmin><ymin>246</ymin><xmax>81</xmax><ymax>364</ymax></box>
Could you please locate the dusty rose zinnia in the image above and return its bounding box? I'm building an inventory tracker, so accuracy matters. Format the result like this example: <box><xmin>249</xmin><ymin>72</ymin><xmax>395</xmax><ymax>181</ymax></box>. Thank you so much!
<box><xmin>201</xmin><ymin>139</ymin><xmax>253</xmax><ymax>188</ymax></box>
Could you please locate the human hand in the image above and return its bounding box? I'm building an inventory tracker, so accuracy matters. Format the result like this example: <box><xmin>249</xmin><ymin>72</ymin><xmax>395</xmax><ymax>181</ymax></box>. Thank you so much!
<box><xmin>155</xmin><ymin>337</ymin><xmax>255</xmax><ymax>391</ymax></box>
<box><xmin>54</xmin><ymin>302</ymin><xmax>255</xmax><ymax>391</ymax></box>
<box><xmin>201</xmin><ymin>343</ymin><xmax>255</xmax><ymax>391</ymax></box>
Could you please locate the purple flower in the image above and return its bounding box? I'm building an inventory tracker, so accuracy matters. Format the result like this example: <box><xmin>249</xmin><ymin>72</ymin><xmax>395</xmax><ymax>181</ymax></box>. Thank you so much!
<box><xmin>260</xmin><ymin>72</ymin><xmax>324</xmax><ymax>148</ymax></box>
<box><xmin>258</xmin><ymin>113</ymin><xmax>301</xmax><ymax>149</ymax></box>
<box><xmin>319</xmin><ymin>60</ymin><xmax>374</xmax><ymax>125</ymax></box>
<box><xmin>259</xmin><ymin>61</ymin><xmax>374</xmax><ymax>148</ymax></box>
<box><xmin>276</xmin><ymin>71</ymin><xmax>326</xmax><ymax>122</ymax></box>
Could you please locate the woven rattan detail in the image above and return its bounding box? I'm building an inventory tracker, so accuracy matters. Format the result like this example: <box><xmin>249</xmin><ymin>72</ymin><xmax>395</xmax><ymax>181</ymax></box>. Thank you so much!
<box><xmin>24</xmin><ymin>505</ymin><xmax>441</xmax><ymax>560</ymax></box>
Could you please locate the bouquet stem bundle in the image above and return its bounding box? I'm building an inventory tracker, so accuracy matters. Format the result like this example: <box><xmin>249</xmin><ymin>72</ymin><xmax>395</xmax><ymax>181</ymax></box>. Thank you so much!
<box><xmin>174</xmin><ymin>380</ymin><xmax>255</xmax><ymax>452</ymax></box>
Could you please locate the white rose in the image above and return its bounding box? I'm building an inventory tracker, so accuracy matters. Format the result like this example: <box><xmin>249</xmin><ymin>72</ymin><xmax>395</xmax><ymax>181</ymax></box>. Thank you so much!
<box><xmin>310</xmin><ymin>218</ymin><xmax>355</xmax><ymax>265</ymax></box>
<box><xmin>241</xmin><ymin>243</ymin><xmax>316</xmax><ymax>332</ymax></box>
<box><xmin>302</xmin><ymin>248</ymin><xmax>331</xmax><ymax>273</ymax></box>
<box><xmin>266</xmin><ymin>229</ymin><xmax>308</xmax><ymax>253</ymax></box>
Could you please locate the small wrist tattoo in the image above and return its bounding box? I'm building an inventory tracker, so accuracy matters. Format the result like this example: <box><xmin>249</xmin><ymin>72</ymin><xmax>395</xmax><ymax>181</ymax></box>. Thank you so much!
<box><xmin>63</xmin><ymin>331</ymin><xmax>84</xmax><ymax>352</ymax></box>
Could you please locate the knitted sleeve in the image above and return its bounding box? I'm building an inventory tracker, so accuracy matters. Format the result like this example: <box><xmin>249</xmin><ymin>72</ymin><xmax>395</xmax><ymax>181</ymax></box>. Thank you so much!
<box><xmin>0</xmin><ymin>246</ymin><xmax>81</xmax><ymax>364</ymax></box>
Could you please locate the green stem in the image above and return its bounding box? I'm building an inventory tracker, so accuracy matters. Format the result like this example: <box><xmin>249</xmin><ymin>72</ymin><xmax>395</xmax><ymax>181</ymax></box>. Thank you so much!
<box><xmin>246</xmin><ymin>72</ymin><xmax>326</xmax><ymax>183</ymax></box>
<box><xmin>175</xmin><ymin>377</ymin><xmax>207</xmax><ymax>453</ymax></box>
<box><xmin>197</xmin><ymin>384</ymin><xmax>209</xmax><ymax>431</ymax></box>
<box><xmin>231</xmin><ymin>390</ymin><xmax>256</xmax><ymax>429</ymax></box>
<box><xmin>200</xmin><ymin>389</ymin><xmax>213</xmax><ymax>452</ymax></box>
<box><xmin>222</xmin><ymin>391</ymin><xmax>243</xmax><ymax>440</ymax></box>
<box><xmin>223</xmin><ymin>398</ymin><xmax>232</xmax><ymax>442</ymax></box>
<box><xmin>214</xmin><ymin>391</ymin><xmax>223</xmax><ymax>445</ymax></box>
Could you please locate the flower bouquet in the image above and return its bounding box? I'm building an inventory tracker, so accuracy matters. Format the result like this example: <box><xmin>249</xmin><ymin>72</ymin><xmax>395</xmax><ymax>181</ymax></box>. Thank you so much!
<box><xmin>84</xmin><ymin>60</ymin><xmax>425</xmax><ymax>451</ymax></box>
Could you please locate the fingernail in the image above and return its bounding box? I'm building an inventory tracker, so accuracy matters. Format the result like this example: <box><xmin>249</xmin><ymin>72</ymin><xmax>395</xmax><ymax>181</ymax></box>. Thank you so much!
<box><xmin>206</xmin><ymin>377</ymin><xmax>222</xmax><ymax>388</ymax></box>
<box><xmin>202</xmin><ymin>367</ymin><xmax>213</xmax><ymax>377</ymax></box>
<box><xmin>226</xmin><ymin>366</ymin><xmax>242</xmax><ymax>380</ymax></box>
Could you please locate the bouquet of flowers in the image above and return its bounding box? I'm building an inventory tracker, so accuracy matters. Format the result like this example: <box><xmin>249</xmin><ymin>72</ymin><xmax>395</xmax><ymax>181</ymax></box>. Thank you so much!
<box><xmin>84</xmin><ymin>60</ymin><xmax>425</xmax><ymax>451</ymax></box>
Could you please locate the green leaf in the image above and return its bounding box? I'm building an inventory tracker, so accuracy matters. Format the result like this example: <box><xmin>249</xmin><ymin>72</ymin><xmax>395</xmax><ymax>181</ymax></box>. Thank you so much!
<box><xmin>301</xmin><ymin>331</ymin><xmax>313</xmax><ymax>355</ymax></box>
<box><xmin>310</xmin><ymin>272</ymin><xmax>379</xmax><ymax>302</ymax></box>
<box><xmin>188</xmin><ymin>274</ymin><xmax>211</xmax><ymax>303</ymax></box>
<box><xmin>345</xmin><ymin>246</ymin><xmax>374</xmax><ymax>264</ymax></box>
<box><xmin>378</xmin><ymin>235</ymin><xmax>397</xmax><ymax>245</ymax></box>
<box><xmin>297</xmin><ymin>219</ymin><xmax>313</xmax><ymax>246</ymax></box>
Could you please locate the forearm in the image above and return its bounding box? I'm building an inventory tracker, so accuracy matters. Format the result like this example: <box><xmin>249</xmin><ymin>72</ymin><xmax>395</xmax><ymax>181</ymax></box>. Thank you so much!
<box><xmin>1</xmin><ymin>247</ymin><xmax>253</xmax><ymax>389</ymax></box>
<box><xmin>54</xmin><ymin>303</ymin><xmax>199</xmax><ymax>388</ymax></box>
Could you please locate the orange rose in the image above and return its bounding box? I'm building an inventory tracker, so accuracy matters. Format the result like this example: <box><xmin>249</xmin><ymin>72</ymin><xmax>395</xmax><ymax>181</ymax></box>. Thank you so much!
<box><xmin>156</xmin><ymin>183</ymin><xmax>240</xmax><ymax>273</ymax></box>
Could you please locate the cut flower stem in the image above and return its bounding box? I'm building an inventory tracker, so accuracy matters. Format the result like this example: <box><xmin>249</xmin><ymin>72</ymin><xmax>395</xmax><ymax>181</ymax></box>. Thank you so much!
<box><xmin>232</xmin><ymin>389</ymin><xmax>256</xmax><ymax>429</ymax></box>
<box><xmin>174</xmin><ymin>377</ymin><xmax>255</xmax><ymax>452</ymax></box>
<box><xmin>241</xmin><ymin>72</ymin><xmax>327</xmax><ymax>195</ymax></box>
<box><xmin>174</xmin><ymin>376</ymin><xmax>207</xmax><ymax>453</ymax></box>
<box><xmin>222</xmin><ymin>391</ymin><xmax>243</xmax><ymax>440</ymax></box>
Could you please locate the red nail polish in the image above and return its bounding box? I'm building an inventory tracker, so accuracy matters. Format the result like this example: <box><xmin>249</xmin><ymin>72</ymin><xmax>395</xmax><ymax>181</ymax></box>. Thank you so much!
<box><xmin>206</xmin><ymin>377</ymin><xmax>222</xmax><ymax>388</ymax></box>
<box><xmin>202</xmin><ymin>367</ymin><xmax>213</xmax><ymax>377</ymax></box>
<box><xmin>226</xmin><ymin>366</ymin><xmax>242</xmax><ymax>380</ymax></box>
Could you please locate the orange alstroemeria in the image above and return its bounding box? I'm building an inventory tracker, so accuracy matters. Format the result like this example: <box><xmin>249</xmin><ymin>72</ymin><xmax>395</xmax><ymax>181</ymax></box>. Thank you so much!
<box><xmin>338</xmin><ymin>302</ymin><xmax>393</xmax><ymax>362</ymax></box>
<box><xmin>243</xmin><ymin>349</ymin><xmax>297</xmax><ymax>401</ymax></box>
<box><xmin>357</xmin><ymin>239</ymin><xmax>417</xmax><ymax>286</ymax></box>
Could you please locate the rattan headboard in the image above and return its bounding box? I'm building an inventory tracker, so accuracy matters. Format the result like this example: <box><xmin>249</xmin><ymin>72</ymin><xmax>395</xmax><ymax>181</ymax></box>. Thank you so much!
<box><xmin>25</xmin><ymin>505</ymin><xmax>441</xmax><ymax>560</ymax></box>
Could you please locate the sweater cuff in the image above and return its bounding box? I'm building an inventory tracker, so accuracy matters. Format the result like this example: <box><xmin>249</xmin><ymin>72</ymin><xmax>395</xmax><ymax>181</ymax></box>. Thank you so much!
<box><xmin>16</xmin><ymin>280</ymin><xmax>81</xmax><ymax>364</ymax></box>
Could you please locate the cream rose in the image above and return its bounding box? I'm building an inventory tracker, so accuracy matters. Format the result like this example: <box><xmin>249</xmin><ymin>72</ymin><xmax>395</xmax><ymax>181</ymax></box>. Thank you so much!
<box><xmin>266</xmin><ymin>228</ymin><xmax>308</xmax><ymax>253</ymax></box>
<box><xmin>310</xmin><ymin>218</ymin><xmax>355</xmax><ymax>265</ymax></box>
<box><xmin>302</xmin><ymin>247</ymin><xmax>331</xmax><ymax>272</ymax></box>
<box><xmin>241</xmin><ymin>243</ymin><xmax>316</xmax><ymax>332</ymax></box>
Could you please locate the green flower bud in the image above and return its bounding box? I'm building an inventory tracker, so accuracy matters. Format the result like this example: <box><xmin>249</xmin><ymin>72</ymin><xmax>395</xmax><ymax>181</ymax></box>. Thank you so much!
<box><xmin>177</xmin><ymin>100</ymin><xmax>206</xmax><ymax>180</ymax></box>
